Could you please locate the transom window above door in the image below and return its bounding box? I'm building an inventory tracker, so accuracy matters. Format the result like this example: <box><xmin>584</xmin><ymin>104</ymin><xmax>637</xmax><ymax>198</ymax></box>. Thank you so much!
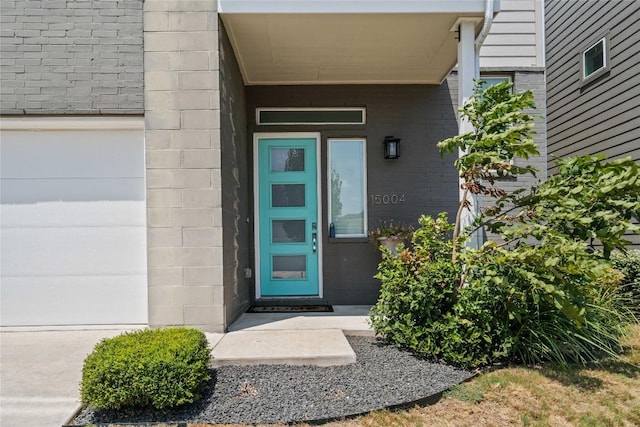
<box><xmin>256</xmin><ymin>108</ymin><xmax>366</xmax><ymax>125</ymax></box>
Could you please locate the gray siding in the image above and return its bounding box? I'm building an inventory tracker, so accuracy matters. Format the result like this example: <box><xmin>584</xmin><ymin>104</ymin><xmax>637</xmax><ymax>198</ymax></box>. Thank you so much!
<box><xmin>545</xmin><ymin>0</ymin><xmax>640</xmax><ymax>170</ymax></box>
<box><xmin>480</xmin><ymin>0</ymin><xmax>545</xmax><ymax>68</ymax></box>
<box><xmin>0</xmin><ymin>0</ymin><xmax>143</xmax><ymax>114</ymax></box>
<box><xmin>545</xmin><ymin>0</ymin><xmax>640</xmax><ymax>248</ymax></box>
<box><xmin>219</xmin><ymin>21</ymin><xmax>251</xmax><ymax>321</ymax></box>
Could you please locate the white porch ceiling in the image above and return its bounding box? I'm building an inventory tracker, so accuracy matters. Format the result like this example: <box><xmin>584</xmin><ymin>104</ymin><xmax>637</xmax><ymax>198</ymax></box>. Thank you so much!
<box><xmin>221</xmin><ymin>12</ymin><xmax>485</xmax><ymax>85</ymax></box>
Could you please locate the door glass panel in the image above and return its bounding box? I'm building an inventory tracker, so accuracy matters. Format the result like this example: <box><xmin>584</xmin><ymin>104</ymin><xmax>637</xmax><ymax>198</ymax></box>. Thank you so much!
<box><xmin>270</xmin><ymin>148</ymin><xmax>305</xmax><ymax>172</ymax></box>
<box><xmin>272</xmin><ymin>184</ymin><xmax>305</xmax><ymax>207</ymax></box>
<box><xmin>272</xmin><ymin>220</ymin><xmax>306</xmax><ymax>243</ymax></box>
<box><xmin>272</xmin><ymin>255</ymin><xmax>307</xmax><ymax>279</ymax></box>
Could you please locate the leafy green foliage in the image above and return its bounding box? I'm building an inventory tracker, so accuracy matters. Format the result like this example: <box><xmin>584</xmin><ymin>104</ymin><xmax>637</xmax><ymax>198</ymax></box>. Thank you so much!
<box><xmin>463</xmin><ymin>239</ymin><xmax>635</xmax><ymax>366</ymax></box>
<box><xmin>371</xmin><ymin>215</ymin><xmax>636</xmax><ymax>367</ymax></box>
<box><xmin>437</xmin><ymin>80</ymin><xmax>539</xmax><ymax>185</ymax></box>
<box><xmin>370</xmin><ymin>214</ymin><xmax>513</xmax><ymax>367</ymax></box>
<box><xmin>486</xmin><ymin>156</ymin><xmax>640</xmax><ymax>258</ymax></box>
<box><xmin>80</xmin><ymin>327</ymin><xmax>211</xmax><ymax>410</ymax></box>
<box><xmin>437</xmin><ymin>80</ymin><xmax>539</xmax><ymax>254</ymax></box>
<box><xmin>611</xmin><ymin>250</ymin><xmax>640</xmax><ymax>314</ymax></box>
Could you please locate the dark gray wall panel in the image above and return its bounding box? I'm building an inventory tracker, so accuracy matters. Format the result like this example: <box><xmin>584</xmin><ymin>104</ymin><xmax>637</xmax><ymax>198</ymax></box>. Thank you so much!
<box><xmin>219</xmin><ymin>21</ymin><xmax>251</xmax><ymax>319</ymax></box>
<box><xmin>247</xmin><ymin>82</ymin><xmax>460</xmax><ymax>305</ymax></box>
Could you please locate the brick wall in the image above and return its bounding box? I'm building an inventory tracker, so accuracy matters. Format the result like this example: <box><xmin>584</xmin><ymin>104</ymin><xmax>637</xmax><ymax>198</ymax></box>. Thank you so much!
<box><xmin>0</xmin><ymin>0</ymin><xmax>143</xmax><ymax>114</ymax></box>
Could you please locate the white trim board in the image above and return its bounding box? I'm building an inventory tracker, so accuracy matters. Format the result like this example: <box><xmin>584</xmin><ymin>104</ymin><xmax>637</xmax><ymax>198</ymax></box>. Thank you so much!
<box><xmin>0</xmin><ymin>117</ymin><xmax>144</xmax><ymax>131</ymax></box>
<box><xmin>219</xmin><ymin>0</ymin><xmax>495</xmax><ymax>14</ymax></box>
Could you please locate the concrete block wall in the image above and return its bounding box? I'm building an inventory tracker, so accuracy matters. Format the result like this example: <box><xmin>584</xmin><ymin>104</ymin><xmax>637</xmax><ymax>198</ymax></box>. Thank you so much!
<box><xmin>144</xmin><ymin>0</ymin><xmax>225</xmax><ymax>332</ymax></box>
<box><xmin>0</xmin><ymin>0</ymin><xmax>143</xmax><ymax>114</ymax></box>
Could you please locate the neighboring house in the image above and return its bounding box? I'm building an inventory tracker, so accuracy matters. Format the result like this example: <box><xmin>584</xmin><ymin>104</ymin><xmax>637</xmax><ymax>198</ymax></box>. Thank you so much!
<box><xmin>545</xmin><ymin>0</ymin><xmax>640</xmax><ymax>247</ymax></box>
<box><xmin>0</xmin><ymin>0</ymin><xmax>545</xmax><ymax>332</ymax></box>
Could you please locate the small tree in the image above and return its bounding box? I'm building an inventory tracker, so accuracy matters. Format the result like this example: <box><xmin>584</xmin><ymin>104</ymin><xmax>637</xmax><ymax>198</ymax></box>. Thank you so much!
<box><xmin>437</xmin><ymin>80</ymin><xmax>539</xmax><ymax>261</ymax></box>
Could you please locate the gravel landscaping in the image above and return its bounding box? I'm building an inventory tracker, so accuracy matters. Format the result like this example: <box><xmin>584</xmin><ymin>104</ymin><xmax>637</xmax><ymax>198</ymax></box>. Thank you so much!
<box><xmin>71</xmin><ymin>336</ymin><xmax>473</xmax><ymax>426</ymax></box>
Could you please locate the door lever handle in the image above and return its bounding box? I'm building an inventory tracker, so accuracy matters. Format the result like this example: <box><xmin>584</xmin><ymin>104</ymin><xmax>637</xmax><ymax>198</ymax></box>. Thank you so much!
<box><xmin>312</xmin><ymin>232</ymin><xmax>317</xmax><ymax>253</ymax></box>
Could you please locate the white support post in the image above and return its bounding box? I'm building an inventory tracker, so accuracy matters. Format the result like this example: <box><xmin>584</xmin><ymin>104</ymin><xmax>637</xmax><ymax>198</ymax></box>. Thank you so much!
<box><xmin>457</xmin><ymin>19</ymin><xmax>482</xmax><ymax>249</ymax></box>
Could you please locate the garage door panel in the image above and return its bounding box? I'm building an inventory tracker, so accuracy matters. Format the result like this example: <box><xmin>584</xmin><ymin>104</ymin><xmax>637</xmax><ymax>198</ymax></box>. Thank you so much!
<box><xmin>0</xmin><ymin>130</ymin><xmax>144</xmax><ymax>179</ymax></box>
<box><xmin>0</xmin><ymin>121</ymin><xmax>147</xmax><ymax>326</ymax></box>
<box><xmin>2</xmin><ymin>226</ymin><xmax>146</xmax><ymax>277</ymax></box>
<box><xmin>1</xmin><ymin>177</ymin><xmax>144</xmax><ymax>203</ymax></box>
<box><xmin>1</xmin><ymin>201</ymin><xmax>145</xmax><ymax>227</ymax></box>
<box><xmin>0</xmin><ymin>276</ymin><xmax>148</xmax><ymax>326</ymax></box>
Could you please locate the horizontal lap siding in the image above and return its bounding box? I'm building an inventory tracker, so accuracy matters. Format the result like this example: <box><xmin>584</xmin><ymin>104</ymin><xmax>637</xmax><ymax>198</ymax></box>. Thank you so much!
<box><xmin>545</xmin><ymin>0</ymin><xmax>640</xmax><ymax>173</ymax></box>
<box><xmin>546</xmin><ymin>0</ymin><xmax>640</xmax><ymax>249</ymax></box>
<box><xmin>480</xmin><ymin>0</ymin><xmax>543</xmax><ymax>68</ymax></box>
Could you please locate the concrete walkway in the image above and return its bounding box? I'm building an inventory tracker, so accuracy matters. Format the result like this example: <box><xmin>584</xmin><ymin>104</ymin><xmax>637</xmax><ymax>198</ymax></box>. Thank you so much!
<box><xmin>212</xmin><ymin>305</ymin><xmax>372</xmax><ymax>367</ymax></box>
<box><xmin>0</xmin><ymin>329</ymin><xmax>128</xmax><ymax>427</ymax></box>
<box><xmin>0</xmin><ymin>306</ymin><xmax>372</xmax><ymax>427</ymax></box>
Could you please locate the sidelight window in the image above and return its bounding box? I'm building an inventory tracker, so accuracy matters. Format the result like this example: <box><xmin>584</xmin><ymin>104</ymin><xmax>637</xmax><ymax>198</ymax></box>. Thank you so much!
<box><xmin>328</xmin><ymin>138</ymin><xmax>367</xmax><ymax>238</ymax></box>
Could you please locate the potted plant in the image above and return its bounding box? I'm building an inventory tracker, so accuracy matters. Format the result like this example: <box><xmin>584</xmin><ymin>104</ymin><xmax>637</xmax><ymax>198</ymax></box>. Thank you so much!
<box><xmin>369</xmin><ymin>220</ymin><xmax>415</xmax><ymax>255</ymax></box>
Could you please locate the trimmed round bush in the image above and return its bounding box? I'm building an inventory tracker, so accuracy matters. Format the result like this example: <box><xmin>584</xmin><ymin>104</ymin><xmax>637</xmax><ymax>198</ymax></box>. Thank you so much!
<box><xmin>80</xmin><ymin>327</ymin><xmax>211</xmax><ymax>410</ymax></box>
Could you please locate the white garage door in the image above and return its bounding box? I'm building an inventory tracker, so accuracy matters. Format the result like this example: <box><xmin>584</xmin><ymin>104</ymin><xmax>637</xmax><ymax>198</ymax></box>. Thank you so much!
<box><xmin>0</xmin><ymin>118</ymin><xmax>147</xmax><ymax>326</ymax></box>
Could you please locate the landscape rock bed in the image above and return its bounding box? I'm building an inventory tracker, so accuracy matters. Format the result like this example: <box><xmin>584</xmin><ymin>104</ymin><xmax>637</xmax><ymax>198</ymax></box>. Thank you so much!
<box><xmin>71</xmin><ymin>336</ymin><xmax>473</xmax><ymax>425</ymax></box>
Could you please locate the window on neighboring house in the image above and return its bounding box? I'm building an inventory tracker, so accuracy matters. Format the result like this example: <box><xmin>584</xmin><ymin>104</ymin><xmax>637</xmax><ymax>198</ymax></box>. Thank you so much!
<box><xmin>479</xmin><ymin>75</ymin><xmax>512</xmax><ymax>90</ymax></box>
<box><xmin>582</xmin><ymin>34</ymin><xmax>609</xmax><ymax>83</ymax></box>
<box><xmin>328</xmin><ymin>138</ymin><xmax>367</xmax><ymax>238</ymax></box>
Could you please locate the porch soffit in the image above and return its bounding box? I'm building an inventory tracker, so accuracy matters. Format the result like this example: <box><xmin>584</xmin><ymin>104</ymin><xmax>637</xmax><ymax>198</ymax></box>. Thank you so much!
<box><xmin>220</xmin><ymin>12</ymin><xmax>485</xmax><ymax>85</ymax></box>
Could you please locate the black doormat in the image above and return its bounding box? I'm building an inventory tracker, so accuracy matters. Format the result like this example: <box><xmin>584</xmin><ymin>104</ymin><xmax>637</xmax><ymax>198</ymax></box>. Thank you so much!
<box><xmin>247</xmin><ymin>305</ymin><xmax>333</xmax><ymax>313</ymax></box>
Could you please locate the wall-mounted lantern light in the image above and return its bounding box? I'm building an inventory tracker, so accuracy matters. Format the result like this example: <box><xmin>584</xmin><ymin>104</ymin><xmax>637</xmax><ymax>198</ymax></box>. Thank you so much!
<box><xmin>383</xmin><ymin>136</ymin><xmax>401</xmax><ymax>159</ymax></box>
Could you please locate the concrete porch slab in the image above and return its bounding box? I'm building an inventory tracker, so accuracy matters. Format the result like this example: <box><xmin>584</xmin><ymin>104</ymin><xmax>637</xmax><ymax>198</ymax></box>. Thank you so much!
<box><xmin>211</xmin><ymin>329</ymin><xmax>356</xmax><ymax>367</ymax></box>
<box><xmin>228</xmin><ymin>305</ymin><xmax>374</xmax><ymax>336</ymax></box>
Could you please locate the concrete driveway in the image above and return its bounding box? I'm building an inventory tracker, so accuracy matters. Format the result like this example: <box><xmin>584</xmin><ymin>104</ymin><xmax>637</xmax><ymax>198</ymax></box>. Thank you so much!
<box><xmin>0</xmin><ymin>329</ymin><xmax>125</xmax><ymax>427</ymax></box>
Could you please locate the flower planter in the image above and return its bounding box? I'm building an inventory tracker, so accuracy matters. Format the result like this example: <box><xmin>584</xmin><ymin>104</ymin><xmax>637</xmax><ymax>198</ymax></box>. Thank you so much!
<box><xmin>377</xmin><ymin>236</ymin><xmax>404</xmax><ymax>255</ymax></box>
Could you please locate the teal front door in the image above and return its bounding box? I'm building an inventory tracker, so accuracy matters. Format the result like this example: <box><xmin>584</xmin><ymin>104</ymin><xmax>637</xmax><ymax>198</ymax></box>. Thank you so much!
<box><xmin>256</xmin><ymin>135</ymin><xmax>320</xmax><ymax>297</ymax></box>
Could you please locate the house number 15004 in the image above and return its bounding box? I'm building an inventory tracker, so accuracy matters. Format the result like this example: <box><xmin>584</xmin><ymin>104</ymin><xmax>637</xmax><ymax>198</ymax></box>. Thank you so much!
<box><xmin>370</xmin><ymin>194</ymin><xmax>405</xmax><ymax>205</ymax></box>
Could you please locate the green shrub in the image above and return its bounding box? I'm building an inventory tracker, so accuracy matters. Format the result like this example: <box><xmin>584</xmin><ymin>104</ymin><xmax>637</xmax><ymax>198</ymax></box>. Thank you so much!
<box><xmin>370</xmin><ymin>214</ymin><xmax>637</xmax><ymax>368</ymax></box>
<box><xmin>80</xmin><ymin>327</ymin><xmax>211</xmax><ymax>410</ymax></box>
<box><xmin>611</xmin><ymin>250</ymin><xmax>640</xmax><ymax>314</ymax></box>
<box><xmin>370</xmin><ymin>214</ymin><xmax>514</xmax><ymax>367</ymax></box>
<box><xmin>465</xmin><ymin>238</ymin><xmax>635</xmax><ymax>367</ymax></box>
